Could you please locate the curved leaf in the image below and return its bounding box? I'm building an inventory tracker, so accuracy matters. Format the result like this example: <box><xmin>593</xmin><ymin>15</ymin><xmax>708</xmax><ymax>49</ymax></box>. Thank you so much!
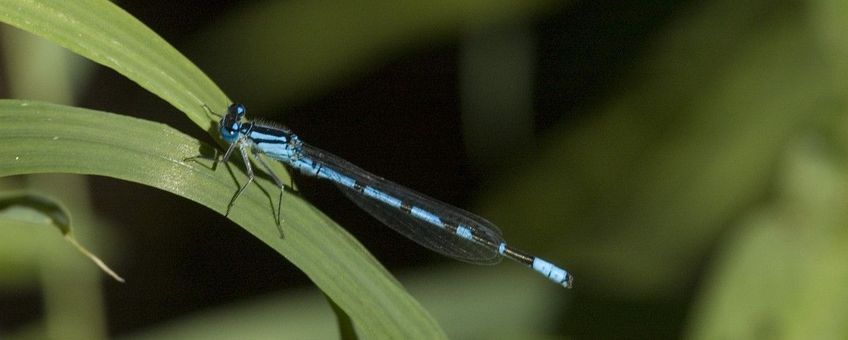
<box><xmin>0</xmin><ymin>0</ymin><xmax>228</xmax><ymax>128</ymax></box>
<box><xmin>0</xmin><ymin>100</ymin><xmax>445</xmax><ymax>338</ymax></box>
<box><xmin>0</xmin><ymin>191</ymin><xmax>124</xmax><ymax>282</ymax></box>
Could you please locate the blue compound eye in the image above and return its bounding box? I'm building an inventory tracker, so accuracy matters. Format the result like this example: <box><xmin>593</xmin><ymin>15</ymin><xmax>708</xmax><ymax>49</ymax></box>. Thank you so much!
<box><xmin>229</xmin><ymin>103</ymin><xmax>246</xmax><ymax>118</ymax></box>
<box><xmin>219</xmin><ymin>110</ymin><xmax>242</xmax><ymax>143</ymax></box>
<box><xmin>219</xmin><ymin>125</ymin><xmax>237</xmax><ymax>143</ymax></box>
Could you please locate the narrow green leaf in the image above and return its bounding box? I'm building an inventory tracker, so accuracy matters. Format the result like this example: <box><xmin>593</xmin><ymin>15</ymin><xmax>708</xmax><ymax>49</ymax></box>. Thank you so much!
<box><xmin>0</xmin><ymin>100</ymin><xmax>445</xmax><ymax>338</ymax></box>
<box><xmin>0</xmin><ymin>0</ymin><xmax>228</xmax><ymax>128</ymax></box>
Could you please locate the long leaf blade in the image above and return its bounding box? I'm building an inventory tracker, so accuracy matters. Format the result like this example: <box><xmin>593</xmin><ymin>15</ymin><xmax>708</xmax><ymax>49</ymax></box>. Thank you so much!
<box><xmin>0</xmin><ymin>100</ymin><xmax>445</xmax><ymax>339</ymax></box>
<box><xmin>0</xmin><ymin>0</ymin><xmax>227</xmax><ymax>127</ymax></box>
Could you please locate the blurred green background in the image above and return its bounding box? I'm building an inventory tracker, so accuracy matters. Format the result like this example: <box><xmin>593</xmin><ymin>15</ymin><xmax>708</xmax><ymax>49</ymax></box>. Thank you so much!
<box><xmin>2</xmin><ymin>0</ymin><xmax>848</xmax><ymax>338</ymax></box>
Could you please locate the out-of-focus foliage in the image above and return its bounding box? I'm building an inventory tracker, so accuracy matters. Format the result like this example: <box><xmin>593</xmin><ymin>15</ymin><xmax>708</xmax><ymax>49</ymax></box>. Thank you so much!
<box><xmin>476</xmin><ymin>0</ymin><xmax>848</xmax><ymax>337</ymax></box>
<box><xmin>484</xmin><ymin>0</ymin><xmax>836</xmax><ymax>296</ymax></box>
<box><xmin>189</xmin><ymin>0</ymin><xmax>559</xmax><ymax>109</ymax></box>
<box><xmin>688</xmin><ymin>139</ymin><xmax>848</xmax><ymax>339</ymax></box>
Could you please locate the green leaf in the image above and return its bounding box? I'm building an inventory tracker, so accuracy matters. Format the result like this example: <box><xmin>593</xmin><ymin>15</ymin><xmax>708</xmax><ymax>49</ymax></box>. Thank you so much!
<box><xmin>0</xmin><ymin>0</ymin><xmax>229</xmax><ymax>129</ymax></box>
<box><xmin>0</xmin><ymin>191</ymin><xmax>70</xmax><ymax>229</ymax></box>
<box><xmin>0</xmin><ymin>190</ymin><xmax>124</xmax><ymax>282</ymax></box>
<box><xmin>0</xmin><ymin>100</ymin><xmax>445</xmax><ymax>338</ymax></box>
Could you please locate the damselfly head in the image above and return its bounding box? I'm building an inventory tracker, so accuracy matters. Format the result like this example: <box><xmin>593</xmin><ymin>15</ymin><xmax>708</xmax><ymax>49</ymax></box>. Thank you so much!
<box><xmin>219</xmin><ymin>103</ymin><xmax>247</xmax><ymax>143</ymax></box>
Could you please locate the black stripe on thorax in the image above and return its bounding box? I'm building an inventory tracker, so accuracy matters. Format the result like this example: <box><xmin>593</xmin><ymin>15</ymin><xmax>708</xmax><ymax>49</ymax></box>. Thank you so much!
<box><xmin>353</xmin><ymin>180</ymin><xmax>366</xmax><ymax>193</ymax></box>
<box><xmin>400</xmin><ymin>201</ymin><xmax>412</xmax><ymax>214</ymax></box>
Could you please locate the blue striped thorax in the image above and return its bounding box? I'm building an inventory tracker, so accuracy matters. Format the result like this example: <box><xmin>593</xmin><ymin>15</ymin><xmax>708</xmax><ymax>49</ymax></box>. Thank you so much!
<box><xmin>218</xmin><ymin>103</ymin><xmax>304</xmax><ymax>163</ymax></box>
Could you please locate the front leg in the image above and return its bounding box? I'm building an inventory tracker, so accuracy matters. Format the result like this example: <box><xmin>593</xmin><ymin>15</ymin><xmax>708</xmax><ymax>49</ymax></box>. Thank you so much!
<box><xmin>225</xmin><ymin>140</ymin><xmax>255</xmax><ymax>217</ymax></box>
<box><xmin>252</xmin><ymin>149</ymin><xmax>286</xmax><ymax>234</ymax></box>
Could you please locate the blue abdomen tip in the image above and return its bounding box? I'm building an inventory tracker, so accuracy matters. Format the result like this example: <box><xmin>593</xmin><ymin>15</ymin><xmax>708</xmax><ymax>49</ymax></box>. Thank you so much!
<box><xmin>532</xmin><ymin>257</ymin><xmax>573</xmax><ymax>288</ymax></box>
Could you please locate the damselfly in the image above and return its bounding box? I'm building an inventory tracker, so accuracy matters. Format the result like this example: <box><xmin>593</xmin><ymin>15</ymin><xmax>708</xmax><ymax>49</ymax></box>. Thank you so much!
<box><xmin>210</xmin><ymin>103</ymin><xmax>573</xmax><ymax>288</ymax></box>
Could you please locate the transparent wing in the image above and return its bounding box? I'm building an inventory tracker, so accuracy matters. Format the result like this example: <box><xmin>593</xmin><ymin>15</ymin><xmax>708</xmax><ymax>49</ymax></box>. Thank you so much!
<box><xmin>301</xmin><ymin>144</ymin><xmax>503</xmax><ymax>265</ymax></box>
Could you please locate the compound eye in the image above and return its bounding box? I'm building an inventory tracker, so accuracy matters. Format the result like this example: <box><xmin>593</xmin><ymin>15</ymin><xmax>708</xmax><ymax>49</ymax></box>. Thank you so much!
<box><xmin>219</xmin><ymin>125</ymin><xmax>238</xmax><ymax>143</ymax></box>
<box><xmin>229</xmin><ymin>103</ymin><xmax>246</xmax><ymax>118</ymax></box>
